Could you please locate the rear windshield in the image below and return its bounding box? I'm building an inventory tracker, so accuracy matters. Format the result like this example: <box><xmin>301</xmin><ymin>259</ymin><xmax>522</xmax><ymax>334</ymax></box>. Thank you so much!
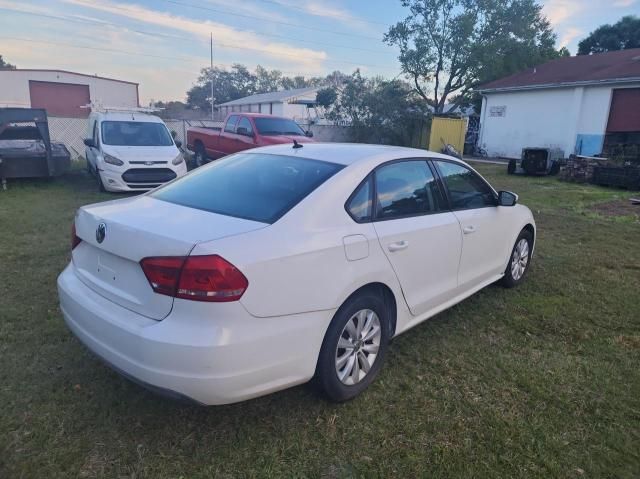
<box><xmin>253</xmin><ymin>118</ymin><xmax>306</xmax><ymax>136</ymax></box>
<box><xmin>101</xmin><ymin>121</ymin><xmax>173</xmax><ymax>146</ymax></box>
<box><xmin>150</xmin><ymin>153</ymin><xmax>344</xmax><ymax>223</ymax></box>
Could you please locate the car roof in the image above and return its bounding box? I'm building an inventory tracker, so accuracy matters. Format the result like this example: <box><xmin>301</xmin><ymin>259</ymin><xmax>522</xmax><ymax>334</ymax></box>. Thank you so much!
<box><xmin>92</xmin><ymin>112</ymin><xmax>165</xmax><ymax>123</ymax></box>
<box><xmin>247</xmin><ymin>142</ymin><xmax>464</xmax><ymax>167</ymax></box>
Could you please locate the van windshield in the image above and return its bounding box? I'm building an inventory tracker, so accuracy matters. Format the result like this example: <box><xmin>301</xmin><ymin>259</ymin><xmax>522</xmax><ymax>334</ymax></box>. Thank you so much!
<box><xmin>101</xmin><ymin>121</ymin><xmax>173</xmax><ymax>146</ymax></box>
<box><xmin>151</xmin><ymin>153</ymin><xmax>344</xmax><ymax>223</ymax></box>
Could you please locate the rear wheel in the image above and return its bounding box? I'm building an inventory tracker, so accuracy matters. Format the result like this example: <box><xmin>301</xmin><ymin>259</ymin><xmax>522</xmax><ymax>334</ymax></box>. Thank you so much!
<box><xmin>501</xmin><ymin>229</ymin><xmax>533</xmax><ymax>288</ymax></box>
<box><xmin>316</xmin><ymin>292</ymin><xmax>390</xmax><ymax>402</ymax></box>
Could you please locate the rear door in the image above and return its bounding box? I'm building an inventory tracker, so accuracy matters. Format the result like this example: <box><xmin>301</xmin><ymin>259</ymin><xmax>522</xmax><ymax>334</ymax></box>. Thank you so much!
<box><xmin>370</xmin><ymin>160</ymin><xmax>462</xmax><ymax>316</ymax></box>
<box><xmin>433</xmin><ymin>160</ymin><xmax>511</xmax><ymax>289</ymax></box>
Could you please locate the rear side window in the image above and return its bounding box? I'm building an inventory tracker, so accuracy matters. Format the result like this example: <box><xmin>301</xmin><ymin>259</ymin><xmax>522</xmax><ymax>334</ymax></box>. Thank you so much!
<box><xmin>346</xmin><ymin>177</ymin><xmax>373</xmax><ymax>222</ymax></box>
<box><xmin>151</xmin><ymin>153</ymin><xmax>344</xmax><ymax>224</ymax></box>
<box><xmin>374</xmin><ymin>161</ymin><xmax>444</xmax><ymax>219</ymax></box>
<box><xmin>224</xmin><ymin>115</ymin><xmax>239</xmax><ymax>133</ymax></box>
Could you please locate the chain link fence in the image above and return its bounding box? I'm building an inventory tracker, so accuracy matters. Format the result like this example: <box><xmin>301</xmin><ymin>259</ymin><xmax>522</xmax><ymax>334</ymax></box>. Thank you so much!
<box><xmin>47</xmin><ymin>117</ymin><xmax>225</xmax><ymax>160</ymax></box>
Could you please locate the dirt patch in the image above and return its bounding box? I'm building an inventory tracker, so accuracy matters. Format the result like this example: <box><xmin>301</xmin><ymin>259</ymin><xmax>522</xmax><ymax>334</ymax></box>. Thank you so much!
<box><xmin>590</xmin><ymin>199</ymin><xmax>640</xmax><ymax>219</ymax></box>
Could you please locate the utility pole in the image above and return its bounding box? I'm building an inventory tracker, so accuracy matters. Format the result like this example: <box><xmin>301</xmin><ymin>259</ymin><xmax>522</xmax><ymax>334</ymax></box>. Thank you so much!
<box><xmin>210</xmin><ymin>32</ymin><xmax>214</xmax><ymax>120</ymax></box>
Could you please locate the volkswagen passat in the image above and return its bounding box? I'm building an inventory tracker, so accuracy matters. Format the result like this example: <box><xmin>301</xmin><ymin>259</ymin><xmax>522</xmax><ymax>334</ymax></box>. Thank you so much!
<box><xmin>58</xmin><ymin>143</ymin><xmax>535</xmax><ymax>405</ymax></box>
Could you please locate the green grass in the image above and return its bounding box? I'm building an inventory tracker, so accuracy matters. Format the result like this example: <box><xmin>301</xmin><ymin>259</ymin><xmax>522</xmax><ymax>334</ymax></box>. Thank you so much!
<box><xmin>1</xmin><ymin>165</ymin><xmax>639</xmax><ymax>478</ymax></box>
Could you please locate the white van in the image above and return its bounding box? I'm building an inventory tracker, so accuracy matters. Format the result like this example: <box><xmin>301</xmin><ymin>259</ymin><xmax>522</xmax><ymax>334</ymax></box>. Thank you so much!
<box><xmin>84</xmin><ymin>109</ymin><xmax>187</xmax><ymax>192</ymax></box>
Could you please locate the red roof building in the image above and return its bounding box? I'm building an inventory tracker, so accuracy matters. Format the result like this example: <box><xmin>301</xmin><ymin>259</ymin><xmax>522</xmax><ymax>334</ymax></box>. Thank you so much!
<box><xmin>476</xmin><ymin>49</ymin><xmax>640</xmax><ymax>159</ymax></box>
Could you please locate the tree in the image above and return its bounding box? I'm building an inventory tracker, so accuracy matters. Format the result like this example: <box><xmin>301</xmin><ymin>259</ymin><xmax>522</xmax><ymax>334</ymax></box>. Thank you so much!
<box><xmin>327</xmin><ymin>70</ymin><xmax>427</xmax><ymax>146</ymax></box>
<box><xmin>315</xmin><ymin>88</ymin><xmax>337</xmax><ymax>108</ymax></box>
<box><xmin>578</xmin><ymin>16</ymin><xmax>640</xmax><ymax>55</ymax></box>
<box><xmin>185</xmin><ymin>64</ymin><xmax>348</xmax><ymax>111</ymax></box>
<box><xmin>384</xmin><ymin>0</ymin><xmax>561</xmax><ymax>113</ymax></box>
<box><xmin>0</xmin><ymin>55</ymin><xmax>16</xmax><ymax>70</ymax></box>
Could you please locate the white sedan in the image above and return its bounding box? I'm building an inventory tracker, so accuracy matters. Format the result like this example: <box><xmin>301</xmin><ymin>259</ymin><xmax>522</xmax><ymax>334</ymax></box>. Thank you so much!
<box><xmin>58</xmin><ymin>143</ymin><xmax>535</xmax><ymax>405</ymax></box>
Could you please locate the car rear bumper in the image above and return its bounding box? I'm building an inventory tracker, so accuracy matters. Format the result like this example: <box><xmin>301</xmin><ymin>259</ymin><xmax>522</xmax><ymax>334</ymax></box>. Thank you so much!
<box><xmin>57</xmin><ymin>263</ymin><xmax>334</xmax><ymax>405</ymax></box>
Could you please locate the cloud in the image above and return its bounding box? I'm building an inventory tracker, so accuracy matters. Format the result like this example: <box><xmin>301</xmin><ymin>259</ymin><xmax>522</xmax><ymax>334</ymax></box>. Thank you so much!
<box><xmin>558</xmin><ymin>27</ymin><xmax>583</xmax><ymax>47</ymax></box>
<box><xmin>62</xmin><ymin>0</ymin><xmax>327</xmax><ymax>68</ymax></box>
<box><xmin>612</xmin><ymin>0</ymin><xmax>636</xmax><ymax>6</ymax></box>
<box><xmin>542</xmin><ymin>0</ymin><xmax>584</xmax><ymax>25</ymax></box>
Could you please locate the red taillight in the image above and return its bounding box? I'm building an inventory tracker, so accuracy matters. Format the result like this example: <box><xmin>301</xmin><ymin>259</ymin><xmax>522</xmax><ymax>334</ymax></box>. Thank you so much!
<box><xmin>140</xmin><ymin>255</ymin><xmax>248</xmax><ymax>302</ymax></box>
<box><xmin>71</xmin><ymin>223</ymin><xmax>81</xmax><ymax>250</ymax></box>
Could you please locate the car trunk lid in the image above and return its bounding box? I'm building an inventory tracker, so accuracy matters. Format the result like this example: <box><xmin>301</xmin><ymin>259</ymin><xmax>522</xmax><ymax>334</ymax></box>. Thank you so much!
<box><xmin>72</xmin><ymin>195</ymin><xmax>266</xmax><ymax>320</ymax></box>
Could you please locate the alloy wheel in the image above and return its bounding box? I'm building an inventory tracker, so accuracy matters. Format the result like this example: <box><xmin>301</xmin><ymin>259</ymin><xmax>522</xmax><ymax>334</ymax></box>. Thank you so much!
<box><xmin>335</xmin><ymin>309</ymin><xmax>382</xmax><ymax>385</ymax></box>
<box><xmin>511</xmin><ymin>238</ymin><xmax>529</xmax><ymax>281</ymax></box>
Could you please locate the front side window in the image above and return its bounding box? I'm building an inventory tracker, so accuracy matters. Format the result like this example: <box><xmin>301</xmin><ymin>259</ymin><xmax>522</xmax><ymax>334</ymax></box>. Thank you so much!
<box><xmin>101</xmin><ymin>121</ymin><xmax>173</xmax><ymax>146</ymax></box>
<box><xmin>151</xmin><ymin>153</ymin><xmax>344</xmax><ymax>224</ymax></box>
<box><xmin>236</xmin><ymin>117</ymin><xmax>253</xmax><ymax>136</ymax></box>
<box><xmin>224</xmin><ymin>115</ymin><xmax>239</xmax><ymax>133</ymax></box>
<box><xmin>434</xmin><ymin>161</ymin><xmax>496</xmax><ymax>209</ymax></box>
<box><xmin>374</xmin><ymin>161</ymin><xmax>444</xmax><ymax>220</ymax></box>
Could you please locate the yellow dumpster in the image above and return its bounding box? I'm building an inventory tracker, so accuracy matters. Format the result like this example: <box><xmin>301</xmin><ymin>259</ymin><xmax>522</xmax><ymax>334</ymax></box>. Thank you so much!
<box><xmin>428</xmin><ymin>117</ymin><xmax>467</xmax><ymax>155</ymax></box>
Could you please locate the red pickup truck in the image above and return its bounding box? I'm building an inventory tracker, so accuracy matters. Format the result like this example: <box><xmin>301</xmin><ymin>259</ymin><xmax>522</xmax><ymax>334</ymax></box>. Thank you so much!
<box><xmin>187</xmin><ymin>113</ymin><xmax>315</xmax><ymax>166</ymax></box>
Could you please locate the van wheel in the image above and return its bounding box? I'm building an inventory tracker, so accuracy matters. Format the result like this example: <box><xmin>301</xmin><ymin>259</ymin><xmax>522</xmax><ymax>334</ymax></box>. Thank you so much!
<box><xmin>194</xmin><ymin>144</ymin><xmax>207</xmax><ymax>167</ymax></box>
<box><xmin>316</xmin><ymin>292</ymin><xmax>390</xmax><ymax>402</ymax></box>
<box><xmin>96</xmin><ymin>170</ymin><xmax>106</xmax><ymax>192</ymax></box>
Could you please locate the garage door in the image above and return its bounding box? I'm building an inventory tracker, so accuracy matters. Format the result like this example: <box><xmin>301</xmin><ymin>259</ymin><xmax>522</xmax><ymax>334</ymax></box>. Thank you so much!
<box><xmin>29</xmin><ymin>81</ymin><xmax>91</xmax><ymax>118</ymax></box>
<box><xmin>606</xmin><ymin>88</ymin><xmax>640</xmax><ymax>133</ymax></box>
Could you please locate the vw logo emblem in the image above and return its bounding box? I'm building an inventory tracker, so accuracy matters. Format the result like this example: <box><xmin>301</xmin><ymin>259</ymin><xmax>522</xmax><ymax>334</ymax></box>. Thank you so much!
<box><xmin>96</xmin><ymin>223</ymin><xmax>107</xmax><ymax>244</ymax></box>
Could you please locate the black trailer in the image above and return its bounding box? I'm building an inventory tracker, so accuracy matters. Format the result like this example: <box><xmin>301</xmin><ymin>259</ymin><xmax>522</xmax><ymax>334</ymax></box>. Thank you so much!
<box><xmin>0</xmin><ymin>108</ymin><xmax>70</xmax><ymax>189</ymax></box>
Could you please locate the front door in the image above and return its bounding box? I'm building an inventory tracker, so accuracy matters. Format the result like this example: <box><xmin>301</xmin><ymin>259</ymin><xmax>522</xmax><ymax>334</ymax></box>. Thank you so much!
<box><xmin>433</xmin><ymin>160</ymin><xmax>511</xmax><ymax>289</ymax></box>
<box><xmin>234</xmin><ymin>116</ymin><xmax>256</xmax><ymax>151</ymax></box>
<box><xmin>371</xmin><ymin>160</ymin><xmax>462</xmax><ymax>316</ymax></box>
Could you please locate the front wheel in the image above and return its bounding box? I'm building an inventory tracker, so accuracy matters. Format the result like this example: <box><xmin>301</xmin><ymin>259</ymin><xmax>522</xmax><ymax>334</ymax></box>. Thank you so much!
<box><xmin>316</xmin><ymin>292</ymin><xmax>390</xmax><ymax>402</ymax></box>
<box><xmin>194</xmin><ymin>144</ymin><xmax>207</xmax><ymax>168</ymax></box>
<box><xmin>501</xmin><ymin>229</ymin><xmax>533</xmax><ymax>288</ymax></box>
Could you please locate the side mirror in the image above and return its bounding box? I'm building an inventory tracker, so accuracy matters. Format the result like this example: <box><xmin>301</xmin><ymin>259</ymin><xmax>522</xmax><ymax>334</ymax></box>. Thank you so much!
<box><xmin>498</xmin><ymin>191</ymin><xmax>518</xmax><ymax>207</ymax></box>
<box><xmin>305</xmin><ymin>130</ymin><xmax>314</xmax><ymax>138</ymax></box>
<box><xmin>175</xmin><ymin>140</ymin><xmax>182</xmax><ymax>149</ymax></box>
<box><xmin>83</xmin><ymin>138</ymin><xmax>95</xmax><ymax>148</ymax></box>
<box><xmin>236</xmin><ymin>127</ymin><xmax>249</xmax><ymax>136</ymax></box>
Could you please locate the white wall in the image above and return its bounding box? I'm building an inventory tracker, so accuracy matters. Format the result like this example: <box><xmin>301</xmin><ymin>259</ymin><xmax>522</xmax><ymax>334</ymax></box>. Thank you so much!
<box><xmin>479</xmin><ymin>88</ymin><xmax>576</xmax><ymax>158</ymax></box>
<box><xmin>0</xmin><ymin>70</ymin><xmax>138</xmax><ymax>109</ymax></box>
<box><xmin>479</xmin><ymin>82</ymin><xmax>640</xmax><ymax>158</ymax></box>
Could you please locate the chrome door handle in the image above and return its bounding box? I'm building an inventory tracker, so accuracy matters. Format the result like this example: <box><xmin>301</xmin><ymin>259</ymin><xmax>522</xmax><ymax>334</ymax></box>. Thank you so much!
<box><xmin>463</xmin><ymin>225</ymin><xmax>476</xmax><ymax>234</ymax></box>
<box><xmin>388</xmin><ymin>240</ymin><xmax>409</xmax><ymax>252</ymax></box>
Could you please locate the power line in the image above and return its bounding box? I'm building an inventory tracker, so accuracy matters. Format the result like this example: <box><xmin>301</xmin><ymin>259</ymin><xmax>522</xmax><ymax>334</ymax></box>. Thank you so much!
<box><xmin>164</xmin><ymin>0</ymin><xmax>382</xmax><ymax>41</ymax></box>
<box><xmin>0</xmin><ymin>36</ymin><xmax>276</xmax><ymax>74</ymax></box>
<box><xmin>0</xmin><ymin>8</ymin><xmax>393</xmax><ymax>69</ymax></box>
<box><xmin>0</xmin><ymin>7</ymin><xmax>396</xmax><ymax>61</ymax></box>
<box><xmin>251</xmin><ymin>0</ymin><xmax>389</xmax><ymax>27</ymax></box>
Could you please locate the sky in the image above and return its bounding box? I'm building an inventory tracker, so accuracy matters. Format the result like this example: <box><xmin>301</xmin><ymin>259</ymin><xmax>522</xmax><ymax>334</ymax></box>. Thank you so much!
<box><xmin>0</xmin><ymin>0</ymin><xmax>638</xmax><ymax>104</ymax></box>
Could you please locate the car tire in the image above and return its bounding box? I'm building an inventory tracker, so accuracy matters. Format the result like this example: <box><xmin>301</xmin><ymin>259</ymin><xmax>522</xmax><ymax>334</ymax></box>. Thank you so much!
<box><xmin>507</xmin><ymin>159</ymin><xmax>516</xmax><ymax>175</ymax></box>
<box><xmin>316</xmin><ymin>292</ymin><xmax>390</xmax><ymax>402</ymax></box>
<box><xmin>194</xmin><ymin>144</ymin><xmax>207</xmax><ymax>168</ymax></box>
<box><xmin>501</xmin><ymin>229</ymin><xmax>533</xmax><ymax>288</ymax></box>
